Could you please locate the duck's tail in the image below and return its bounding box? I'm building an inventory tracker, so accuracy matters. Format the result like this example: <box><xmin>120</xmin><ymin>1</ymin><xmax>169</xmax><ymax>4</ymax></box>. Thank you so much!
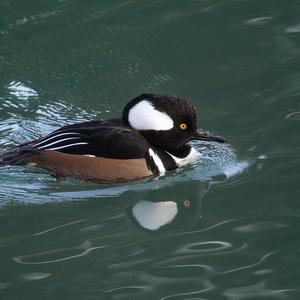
<box><xmin>0</xmin><ymin>150</ymin><xmax>9</xmax><ymax>164</ymax></box>
<box><xmin>0</xmin><ymin>148</ymin><xmax>37</xmax><ymax>166</ymax></box>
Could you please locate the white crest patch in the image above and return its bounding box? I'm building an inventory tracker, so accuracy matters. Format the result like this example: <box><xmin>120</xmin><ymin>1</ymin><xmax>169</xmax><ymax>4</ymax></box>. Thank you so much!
<box><xmin>128</xmin><ymin>100</ymin><xmax>174</xmax><ymax>131</ymax></box>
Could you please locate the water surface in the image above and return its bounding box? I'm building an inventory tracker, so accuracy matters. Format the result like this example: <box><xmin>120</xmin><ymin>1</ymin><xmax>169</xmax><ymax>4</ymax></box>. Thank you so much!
<box><xmin>1</xmin><ymin>0</ymin><xmax>300</xmax><ymax>299</ymax></box>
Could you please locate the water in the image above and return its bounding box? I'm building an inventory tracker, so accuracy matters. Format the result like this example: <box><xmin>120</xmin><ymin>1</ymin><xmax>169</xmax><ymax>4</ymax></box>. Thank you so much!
<box><xmin>0</xmin><ymin>0</ymin><xmax>300</xmax><ymax>299</ymax></box>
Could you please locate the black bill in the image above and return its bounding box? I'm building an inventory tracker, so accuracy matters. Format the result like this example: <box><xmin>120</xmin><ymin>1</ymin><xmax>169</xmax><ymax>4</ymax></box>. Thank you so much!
<box><xmin>192</xmin><ymin>129</ymin><xmax>226</xmax><ymax>143</ymax></box>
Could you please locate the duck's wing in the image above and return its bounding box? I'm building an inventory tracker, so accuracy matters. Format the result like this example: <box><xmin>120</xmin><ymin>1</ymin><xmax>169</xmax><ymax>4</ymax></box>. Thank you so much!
<box><xmin>0</xmin><ymin>119</ymin><xmax>158</xmax><ymax>182</ymax></box>
<box><xmin>1</xmin><ymin>119</ymin><xmax>150</xmax><ymax>164</ymax></box>
<box><xmin>0</xmin><ymin>119</ymin><xmax>183</xmax><ymax>181</ymax></box>
<box><xmin>17</xmin><ymin>119</ymin><xmax>121</xmax><ymax>148</ymax></box>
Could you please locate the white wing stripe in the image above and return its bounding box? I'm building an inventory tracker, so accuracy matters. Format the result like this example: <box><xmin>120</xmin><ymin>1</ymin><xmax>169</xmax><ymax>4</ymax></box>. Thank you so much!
<box><xmin>33</xmin><ymin>132</ymin><xmax>80</xmax><ymax>147</ymax></box>
<box><xmin>45</xmin><ymin>142</ymin><xmax>88</xmax><ymax>151</ymax></box>
<box><xmin>37</xmin><ymin>137</ymin><xmax>80</xmax><ymax>149</ymax></box>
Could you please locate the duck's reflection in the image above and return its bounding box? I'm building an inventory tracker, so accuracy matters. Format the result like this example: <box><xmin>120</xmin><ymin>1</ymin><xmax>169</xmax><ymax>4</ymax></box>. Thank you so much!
<box><xmin>46</xmin><ymin>172</ymin><xmax>211</xmax><ymax>233</ymax></box>
<box><xmin>11</xmin><ymin>179</ymin><xmax>211</xmax><ymax>265</ymax></box>
<box><xmin>132</xmin><ymin>200</ymin><xmax>178</xmax><ymax>231</ymax></box>
<box><xmin>127</xmin><ymin>180</ymin><xmax>209</xmax><ymax>232</ymax></box>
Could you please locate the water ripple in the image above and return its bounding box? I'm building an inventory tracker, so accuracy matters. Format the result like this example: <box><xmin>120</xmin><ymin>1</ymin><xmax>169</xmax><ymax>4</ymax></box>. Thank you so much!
<box><xmin>284</xmin><ymin>111</ymin><xmax>300</xmax><ymax>120</ymax></box>
<box><xmin>8</xmin><ymin>81</ymin><xmax>38</xmax><ymax>100</ymax></box>
<box><xmin>234</xmin><ymin>221</ymin><xmax>287</xmax><ymax>233</ymax></box>
<box><xmin>175</xmin><ymin>241</ymin><xmax>232</xmax><ymax>255</ymax></box>
<box><xmin>160</xmin><ymin>280</ymin><xmax>215</xmax><ymax>300</ymax></box>
<box><xmin>219</xmin><ymin>252</ymin><xmax>274</xmax><ymax>275</ymax></box>
<box><xmin>33</xmin><ymin>219</ymin><xmax>84</xmax><ymax>236</ymax></box>
<box><xmin>0</xmin><ymin>282</ymin><xmax>10</xmax><ymax>290</ymax></box>
<box><xmin>21</xmin><ymin>272</ymin><xmax>51</xmax><ymax>281</ymax></box>
<box><xmin>13</xmin><ymin>240</ymin><xmax>111</xmax><ymax>265</ymax></box>
<box><xmin>223</xmin><ymin>281</ymin><xmax>295</xmax><ymax>299</ymax></box>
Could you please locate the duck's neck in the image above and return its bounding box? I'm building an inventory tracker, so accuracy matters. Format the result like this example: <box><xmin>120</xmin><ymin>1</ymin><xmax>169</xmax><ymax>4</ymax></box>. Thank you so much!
<box><xmin>166</xmin><ymin>144</ymin><xmax>192</xmax><ymax>158</ymax></box>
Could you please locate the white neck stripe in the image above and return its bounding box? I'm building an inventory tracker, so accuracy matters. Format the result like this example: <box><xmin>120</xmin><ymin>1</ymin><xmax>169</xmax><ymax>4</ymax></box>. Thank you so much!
<box><xmin>148</xmin><ymin>148</ymin><xmax>166</xmax><ymax>174</ymax></box>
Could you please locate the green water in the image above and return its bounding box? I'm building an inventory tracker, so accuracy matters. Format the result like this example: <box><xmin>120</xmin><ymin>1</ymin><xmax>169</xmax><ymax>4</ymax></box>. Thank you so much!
<box><xmin>1</xmin><ymin>0</ymin><xmax>300</xmax><ymax>299</ymax></box>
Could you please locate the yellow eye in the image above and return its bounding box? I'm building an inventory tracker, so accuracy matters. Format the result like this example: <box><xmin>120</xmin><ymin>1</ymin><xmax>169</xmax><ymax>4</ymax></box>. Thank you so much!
<box><xmin>179</xmin><ymin>123</ymin><xmax>187</xmax><ymax>130</ymax></box>
<box><xmin>183</xmin><ymin>200</ymin><xmax>190</xmax><ymax>207</ymax></box>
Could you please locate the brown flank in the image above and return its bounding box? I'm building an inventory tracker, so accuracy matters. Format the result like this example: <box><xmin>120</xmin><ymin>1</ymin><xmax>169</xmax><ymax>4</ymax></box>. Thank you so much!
<box><xmin>28</xmin><ymin>151</ymin><xmax>153</xmax><ymax>183</ymax></box>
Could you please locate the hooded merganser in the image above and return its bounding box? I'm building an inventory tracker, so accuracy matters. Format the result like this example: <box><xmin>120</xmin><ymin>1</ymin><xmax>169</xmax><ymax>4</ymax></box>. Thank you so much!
<box><xmin>0</xmin><ymin>94</ymin><xmax>225</xmax><ymax>183</ymax></box>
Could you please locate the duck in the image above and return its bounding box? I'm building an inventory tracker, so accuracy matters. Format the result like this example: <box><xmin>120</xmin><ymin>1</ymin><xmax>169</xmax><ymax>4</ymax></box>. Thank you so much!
<box><xmin>0</xmin><ymin>93</ymin><xmax>225</xmax><ymax>183</ymax></box>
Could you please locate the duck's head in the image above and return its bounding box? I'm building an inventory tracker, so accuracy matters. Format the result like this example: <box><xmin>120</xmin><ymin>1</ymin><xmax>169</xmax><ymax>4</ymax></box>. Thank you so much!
<box><xmin>122</xmin><ymin>94</ymin><xmax>225</xmax><ymax>153</ymax></box>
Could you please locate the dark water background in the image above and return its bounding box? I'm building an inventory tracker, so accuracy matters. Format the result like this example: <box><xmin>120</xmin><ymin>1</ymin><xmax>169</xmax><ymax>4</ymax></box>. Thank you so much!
<box><xmin>1</xmin><ymin>0</ymin><xmax>300</xmax><ymax>299</ymax></box>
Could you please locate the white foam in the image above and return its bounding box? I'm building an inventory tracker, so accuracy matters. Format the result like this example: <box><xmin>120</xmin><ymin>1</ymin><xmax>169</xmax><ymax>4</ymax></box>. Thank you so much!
<box><xmin>186</xmin><ymin>141</ymin><xmax>249</xmax><ymax>180</ymax></box>
<box><xmin>222</xmin><ymin>161</ymin><xmax>249</xmax><ymax>178</ymax></box>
